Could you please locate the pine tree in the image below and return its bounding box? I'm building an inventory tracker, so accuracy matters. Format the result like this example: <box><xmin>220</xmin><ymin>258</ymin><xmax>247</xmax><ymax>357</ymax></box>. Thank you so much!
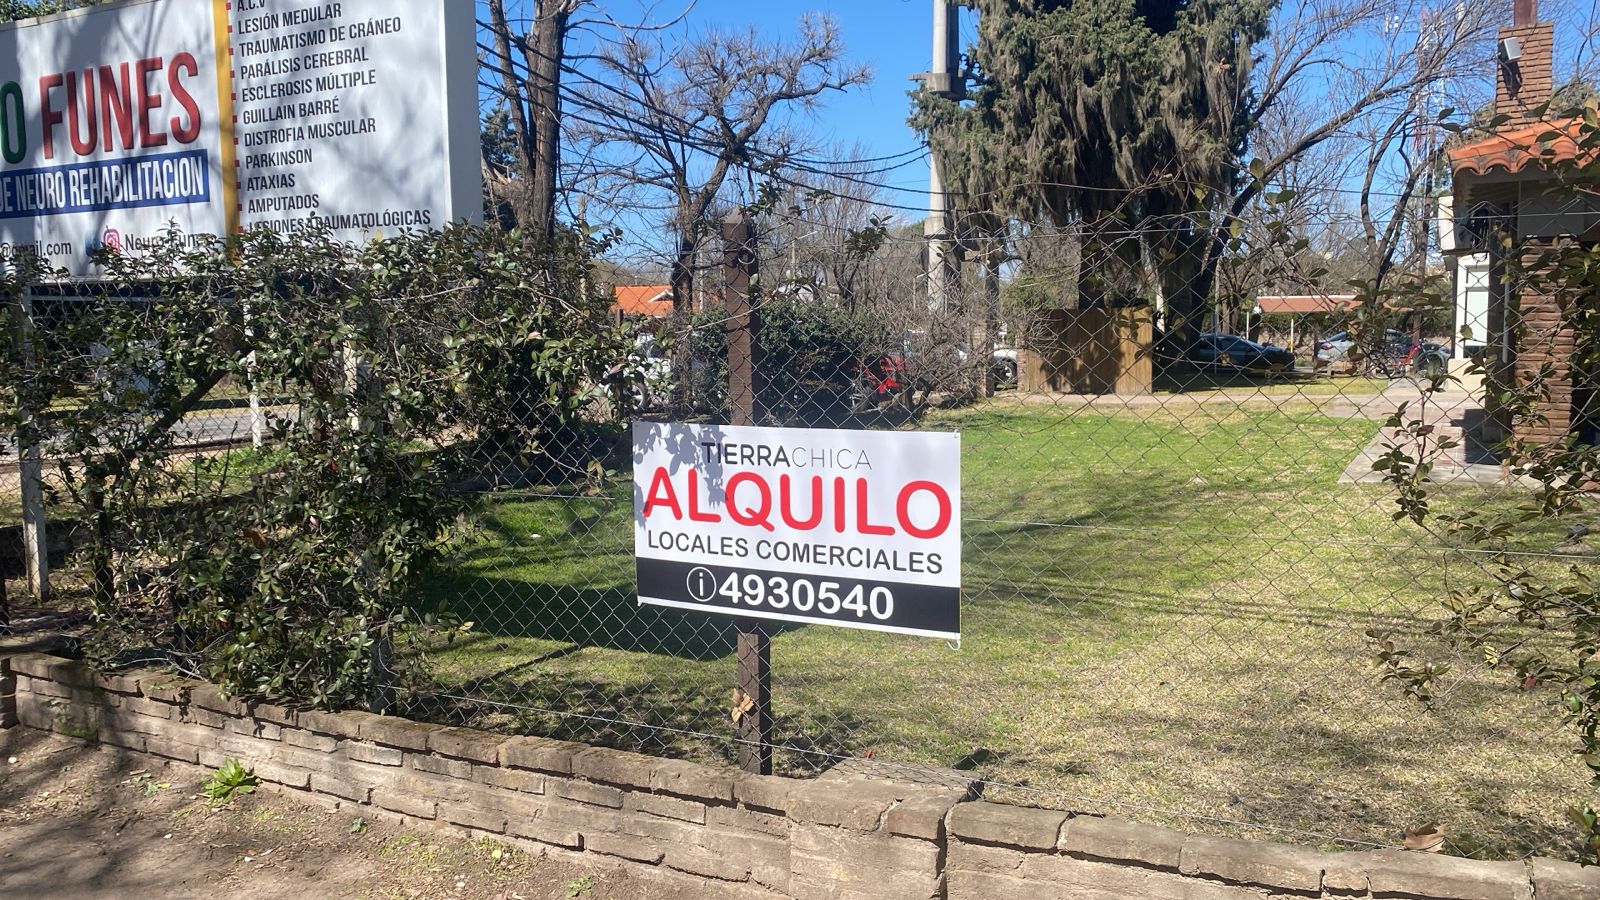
<box><xmin>914</xmin><ymin>0</ymin><xmax>1271</xmax><ymax>338</ymax></box>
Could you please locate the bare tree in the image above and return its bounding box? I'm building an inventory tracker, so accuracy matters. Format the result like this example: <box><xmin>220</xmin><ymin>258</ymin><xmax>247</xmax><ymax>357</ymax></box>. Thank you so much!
<box><xmin>481</xmin><ymin>0</ymin><xmax>591</xmax><ymax>238</ymax></box>
<box><xmin>755</xmin><ymin>149</ymin><xmax>898</xmax><ymax>308</ymax></box>
<box><xmin>569</xmin><ymin>15</ymin><xmax>870</xmax><ymax>317</ymax></box>
<box><xmin>1210</xmin><ymin>0</ymin><xmax>1506</xmax><ymax>326</ymax></box>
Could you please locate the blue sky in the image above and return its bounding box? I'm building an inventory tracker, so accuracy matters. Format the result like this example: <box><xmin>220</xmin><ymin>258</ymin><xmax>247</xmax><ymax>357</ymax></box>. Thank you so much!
<box><xmin>481</xmin><ymin>0</ymin><xmax>1598</xmax><ymax>259</ymax></box>
<box><xmin>651</xmin><ymin>0</ymin><xmax>937</xmax><ymax>210</ymax></box>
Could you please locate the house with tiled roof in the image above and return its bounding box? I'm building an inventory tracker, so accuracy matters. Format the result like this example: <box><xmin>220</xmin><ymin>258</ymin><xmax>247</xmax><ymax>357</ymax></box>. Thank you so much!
<box><xmin>611</xmin><ymin>284</ymin><xmax>673</xmax><ymax>322</ymax></box>
<box><xmin>1441</xmin><ymin>0</ymin><xmax>1598</xmax><ymax>446</ymax></box>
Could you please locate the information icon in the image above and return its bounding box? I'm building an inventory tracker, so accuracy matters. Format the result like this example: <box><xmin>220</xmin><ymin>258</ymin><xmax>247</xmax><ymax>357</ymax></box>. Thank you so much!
<box><xmin>686</xmin><ymin>567</ymin><xmax>717</xmax><ymax>602</ymax></box>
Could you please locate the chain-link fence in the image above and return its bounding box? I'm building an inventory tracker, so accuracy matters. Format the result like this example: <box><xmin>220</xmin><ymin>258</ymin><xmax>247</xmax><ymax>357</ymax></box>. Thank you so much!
<box><xmin>2</xmin><ymin>211</ymin><xmax>1594</xmax><ymax>863</ymax></box>
<box><xmin>391</xmin><ymin>212</ymin><xmax>1591</xmax><ymax>862</ymax></box>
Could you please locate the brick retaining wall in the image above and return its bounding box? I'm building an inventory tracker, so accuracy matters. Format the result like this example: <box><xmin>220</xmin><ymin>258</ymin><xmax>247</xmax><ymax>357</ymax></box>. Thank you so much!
<box><xmin>3</xmin><ymin>653</ymin><xmax>1597</xmax><ymax>899</ymax></box>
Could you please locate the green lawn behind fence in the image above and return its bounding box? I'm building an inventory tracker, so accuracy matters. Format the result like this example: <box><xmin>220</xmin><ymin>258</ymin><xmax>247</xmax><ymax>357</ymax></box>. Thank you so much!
<box><xmin>422</xmin><ymin>396</ymin><xmax>1591</xmax><ymax>859</ymax></box>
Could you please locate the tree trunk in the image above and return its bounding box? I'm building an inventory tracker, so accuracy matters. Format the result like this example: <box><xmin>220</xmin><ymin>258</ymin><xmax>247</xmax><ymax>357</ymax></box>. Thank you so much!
<box><xmin>486</xmin><ymin>0</ymin><xmax>535</xmax><ymax>225</ymax></box>
<box><xmin>1156</xmin><ymin>230</ymin><xmax>1216</xmax><ymax>347</ymax></box>
<box><xmin>670</xmin><ymin>230</ymin><xmax>697</xmax><ymax>413</ymax></box>
<box><xmin>88</xmin><ymin>482</ymin><xmax>114</xmax><ymax>611</ymax></box>
<box><xmin>528</xmin><ymin>2</ymin><xmax>570</xmax><ymax>240</ymax></box>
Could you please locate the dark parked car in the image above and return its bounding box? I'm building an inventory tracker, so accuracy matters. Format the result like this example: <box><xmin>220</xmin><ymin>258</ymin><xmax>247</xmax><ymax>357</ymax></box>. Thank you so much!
<box><xmin>1187</xmin><ymin>333</ymin><xmax>1296</xmax><ymax>373</ymax></box>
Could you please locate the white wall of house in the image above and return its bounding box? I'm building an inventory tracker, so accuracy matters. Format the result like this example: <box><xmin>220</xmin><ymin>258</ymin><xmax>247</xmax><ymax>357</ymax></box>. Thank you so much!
<box><xmin>1455</xmin><ymin>252</ymin><xmax>1491</xmax><ymax>361</ymax></box>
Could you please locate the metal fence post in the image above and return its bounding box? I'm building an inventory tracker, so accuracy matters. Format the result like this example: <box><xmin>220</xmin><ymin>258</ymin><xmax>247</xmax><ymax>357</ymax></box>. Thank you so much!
<box><xmin>346</xmin><ymin>304</ymin><xmax>394</xmax><ymax>714</ymax></box>
<box><xmin>12</xmin><ymin>290</ymin><xmax>48</xmax><ymax>600</ymax></box>
<box><xmin>722</xmin><ymin>211</ymin><xmax>772</xmax><ymax>775</ymax></box>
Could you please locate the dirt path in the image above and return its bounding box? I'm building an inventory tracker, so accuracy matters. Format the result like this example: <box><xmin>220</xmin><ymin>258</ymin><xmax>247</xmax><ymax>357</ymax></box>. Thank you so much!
<box><xmin>0</xmin><ymin>729</ymin><xmax>681</xmax><ymax>900</ymax></box>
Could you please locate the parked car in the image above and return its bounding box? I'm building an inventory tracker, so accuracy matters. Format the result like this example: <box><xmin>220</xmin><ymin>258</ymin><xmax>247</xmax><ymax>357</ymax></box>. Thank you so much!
<box><xmin>956</xmin><ymin>344</ymin><xmax>1020</xmax><ymax>387</ymax></box>
<box><xmin>1186</xmin><ymin>333</ymin><xmax>1296</xmax><ymax>373</ymax></box>
<box><xmin>624</xmin><ymin>333</ymin><xmax>674</xmax><ymax>411</ymax></box>
<box><xmin>990</xmin><ymin>347</ymin><xmax>1019</xmax><ymax>386</ymax></box>
<box><xmin>1316</xmin><ymin>329</ymin><xmax>1449</xmax><ymax>377</ymax></box>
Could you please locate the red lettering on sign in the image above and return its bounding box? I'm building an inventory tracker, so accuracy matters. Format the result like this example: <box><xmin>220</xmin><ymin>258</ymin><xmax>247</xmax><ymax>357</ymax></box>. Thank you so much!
<box><xmin>65</xmin><ymin>70</ymin><xmax>98</xmax><ymax>156</ymax></box>
<box><xmin>727</xmin><ymin>472</ymin><xmax>774</xmax><ymax>533</ymax></box>
<box><xmin>687</xmin><ymin>469</ymin><xmax>720</xmax><ymax>523</ymax></box>
<box><xmin>779</xmin><ymin>474</ymin><xmax>822</xmax><ymax>530</ymax></box>
<box><xmin>854</xmin><ymin>479</ymin><xmax>895</xmax><ymax>536</ymax></box>
<box><xmin>38</xmin><ymin>73</ymin><xmax>63</xmax><ymax>159</ymax></box>
<box><xmin>99</xmin><ymin>63</ymin><xmax>135</xmax><ymax>150</ymax></box>
<box><xmin>645</xmin><ymin>467</ymin><xmax>951</xmax><ymax>541</ymax></box>
<box><xmin>897</xmin><ymin>481</ymin><xmax>953</xmax><ymax>539</ymax></box>
<box><xmin>136</xmin><ymin>56</ymin><xmax>166</xmax><ymax>148</ymax></box>
<box><xmin>642</xmin><ymin>467</ymin><xmax>681</xmax><ymax>519</ymax></box>
<box><xmin>168</xmin><ymin>52</ymin><xmax>202</xmax><ymax>143</ymax></box>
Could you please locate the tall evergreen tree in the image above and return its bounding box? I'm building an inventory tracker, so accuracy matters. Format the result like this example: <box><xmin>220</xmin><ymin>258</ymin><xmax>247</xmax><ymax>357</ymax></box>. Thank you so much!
<box><xmin>914</xmin><ymin>0</ymin><xmax>1271</xmax><ymax>338</ymax></box>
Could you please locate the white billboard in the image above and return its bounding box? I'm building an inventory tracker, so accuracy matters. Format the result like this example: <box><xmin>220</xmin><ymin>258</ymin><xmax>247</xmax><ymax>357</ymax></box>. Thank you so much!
<box><xmin>633</xmin><ymin>423</ymin><xmax>963</xmax><ymax>640</ymax></box>
<box><xmin>229</xmin><ymin>0</ymin><xmax>481</xmax><ymax>239</ymax></box>
<box><xmin>0</xmin><ymin>0</ymin><xmax>480</xmax><ymax>275</ymax></box>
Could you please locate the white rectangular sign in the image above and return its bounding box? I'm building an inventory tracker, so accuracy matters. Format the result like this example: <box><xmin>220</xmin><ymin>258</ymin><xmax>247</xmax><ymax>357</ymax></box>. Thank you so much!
<box><xmin>0</xmin><ymin>0</ymin><xmax>480</xmax><ymax>276</ymax></box>
<box><xmin>633</xmin><ymin>422</ymin><xmax>962</xmax><ymax>640</ymax></box>
<box><xmin>229</xmin><ymin>0</ymin><xmax>481</xmax><ymax>239</ymax></box>
<box><xmin>0</xmin><ymin>0</ymin><xmax>228</xmax><ymax>270</ymax></box>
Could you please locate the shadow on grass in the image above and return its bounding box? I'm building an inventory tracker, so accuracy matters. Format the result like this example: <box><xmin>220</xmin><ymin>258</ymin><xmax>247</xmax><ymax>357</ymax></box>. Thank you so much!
<box><xmin>1057</xmin><ymin>699</ymin><xmax>1579</xmax><ymax>860</ymax></box>
<box><xmin>425</xmin><ymin>573</ymin><xmax>741</xmax><ymax>659</ymax></box>
<box><xmin>1154</xmin><ymin>366</ymin><xmax>1327</xmax><ymax>394</ymax></box>
<box><xmin>407</xmin><ymin>668</ymin><xmax>867</xmax><ymax>774</ymax></box>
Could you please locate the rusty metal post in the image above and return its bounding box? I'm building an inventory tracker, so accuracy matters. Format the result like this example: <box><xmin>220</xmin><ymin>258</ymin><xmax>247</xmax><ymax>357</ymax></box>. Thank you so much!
<box><xmin>722</xmin><ymin>211</ymin><xmax>772</xmax><ymax>774</ymax></box>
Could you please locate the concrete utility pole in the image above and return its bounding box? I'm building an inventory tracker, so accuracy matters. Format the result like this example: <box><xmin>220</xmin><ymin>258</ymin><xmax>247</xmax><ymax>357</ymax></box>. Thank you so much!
<box><xmin>921</xmin><ymin>0</ymin><xmax>964</xmax><ymax>314</ymax></box>
<box><xmin>11</xmin><ymin>291</ymin><xmax>48</xmax><ymax>600</ymax></box>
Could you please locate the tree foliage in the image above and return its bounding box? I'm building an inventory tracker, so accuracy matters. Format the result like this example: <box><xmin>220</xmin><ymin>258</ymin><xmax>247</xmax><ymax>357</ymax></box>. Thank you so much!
<box><xmin>0</xmin><ymin>223</ymin><xmax>639</xmax><ymax>709</ymax></box>
<box><xmin>914</xmin><ymin>0</ymin><xmax>1270</xmax><ymax>331</ymax></box>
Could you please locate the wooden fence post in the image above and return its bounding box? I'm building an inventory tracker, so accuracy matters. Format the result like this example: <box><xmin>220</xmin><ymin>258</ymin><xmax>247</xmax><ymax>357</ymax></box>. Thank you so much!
<box><xmin>722</xmin><ymin>211</ymin><xmax>772</xmax><ymax>775</ymax></box>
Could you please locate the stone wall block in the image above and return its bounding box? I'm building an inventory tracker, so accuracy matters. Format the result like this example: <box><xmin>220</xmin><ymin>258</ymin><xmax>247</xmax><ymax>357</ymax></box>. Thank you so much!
<box><xmin>499</xmin><ymin>736</ymin><xmax>586</xmax><ymax>775</ymax></box>
<box><xmin>571</xmin><ymin>746</ymin><xmax>658</xmax><ymax>790</ymax></box>
<box><xmin>789</xmin><ymin>780</ymin><xmax>901</xmax><ymax>832</ymax></box>
<box><xmin>651</xmin><ymin>758</ymin><xmax>736</xmax><ymax>803</ymax></box>
<box><xmin>427</xmin><ymin>726</ymin><xmax>509</xmax><ymax>764</ymax></box>
<box><xmin>948</xmin><ymin>802</ymin><xmax>1068</xmax><ymax>851</ymax></box>
<box><xmin>1060</xmin><ymin>814</ymin><xmax>1186</xmax><ymax>869</ymax></box>
<box><xmin>624</xmin><ymin>791</ymin><xmax>708</xmax><ymax>825</ymax></box>
<box><xmin>554</xmin><ymin>779</ymin><xmax>624</xmax><ymax>809</ymax></box>
<box><xmin>1530</xmin><ymin>857</ymin><xmax>1600</xmax><ymax>900</ymax></box>
<box><xmin>1177</xmin><ymin>834</ymin><xmax>1326</xmax><ymax>893</ymax></box>
<box><xmin>357</xmin><ymin>715</ymin><xmax>434</xmax><ymax>751</ymax></box>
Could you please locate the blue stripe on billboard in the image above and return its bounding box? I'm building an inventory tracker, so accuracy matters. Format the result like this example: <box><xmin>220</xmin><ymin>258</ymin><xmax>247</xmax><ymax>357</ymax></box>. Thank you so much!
<box><xmin>0</xmin><ymin>149</ymin><xmax>212</xmax><ymax>220</ymax></box>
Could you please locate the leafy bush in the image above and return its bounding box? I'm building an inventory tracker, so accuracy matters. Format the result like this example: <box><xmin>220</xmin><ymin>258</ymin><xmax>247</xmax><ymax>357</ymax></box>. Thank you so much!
<box><xmin>0</xmin><ymin>222</ymin><xmax>640</xmax><ymax>709</ymax></box>
<box><xmin>680</xmin><ymin>297</ymin><xmax>897</xmax><ymax>423</ymax></box>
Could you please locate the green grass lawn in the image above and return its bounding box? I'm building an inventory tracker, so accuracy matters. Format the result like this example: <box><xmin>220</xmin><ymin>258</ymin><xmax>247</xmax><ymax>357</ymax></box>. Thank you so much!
<box><xmin>419</xmin><ymin>397</ymin><xmax>1591</xmax><ymax>858</ymax></box>
<box><xmin>5</xmin><ymin>365</ymin><xmax>1578</xmax><ymax>856</ymax></box>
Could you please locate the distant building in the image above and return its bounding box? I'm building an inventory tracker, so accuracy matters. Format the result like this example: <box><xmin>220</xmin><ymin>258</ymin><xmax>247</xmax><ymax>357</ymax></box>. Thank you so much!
<box><xmin>1253</xmin><ymin>295</ymin><xmax>1358</xmax><ymax>316</ymax></box>
<box><xmin>1451</xmin><ymin>253</ymin><xmax>1491</xmax><ymax>362</ymax></box>
<box><xmin>612</xmin><ymin>285</ymin><xmax>673</xmax><ymax>322</ymax></box>
<box><xmin>1253</xmin><ymin>294</ymin><xmax>1358</xmax><ymax>351</ymax></box>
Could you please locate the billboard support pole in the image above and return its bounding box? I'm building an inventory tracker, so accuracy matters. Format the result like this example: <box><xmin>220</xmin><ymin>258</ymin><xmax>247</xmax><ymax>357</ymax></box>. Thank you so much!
<box><xmin>722</xmin><ymin>211</ymin><xmax>772</xmax><ymax>775</ymax></box>
<box><xmin>11</xmin><ymin>290</ymin><xmax>48</xmax><ymax>601</ymax></box>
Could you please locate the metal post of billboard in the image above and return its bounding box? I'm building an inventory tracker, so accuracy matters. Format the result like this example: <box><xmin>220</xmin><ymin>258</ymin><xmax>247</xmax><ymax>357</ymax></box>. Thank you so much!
<box><xmin>722</xmin><ymin>211</ymin><xmax>773</xmax><ymax>775</ymax></box>
<box><xmin>11</xmin><ymin>291</ymin><xmax>49</xmax><ymax>600</ymax></box>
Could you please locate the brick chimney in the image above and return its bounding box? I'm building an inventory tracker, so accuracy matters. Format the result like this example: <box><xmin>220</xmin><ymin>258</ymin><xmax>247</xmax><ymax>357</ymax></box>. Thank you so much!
<box><xmin>1495</xmin><ymin>0</ymin><xmax>1554</xmax><ymax>126</ymax></box>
